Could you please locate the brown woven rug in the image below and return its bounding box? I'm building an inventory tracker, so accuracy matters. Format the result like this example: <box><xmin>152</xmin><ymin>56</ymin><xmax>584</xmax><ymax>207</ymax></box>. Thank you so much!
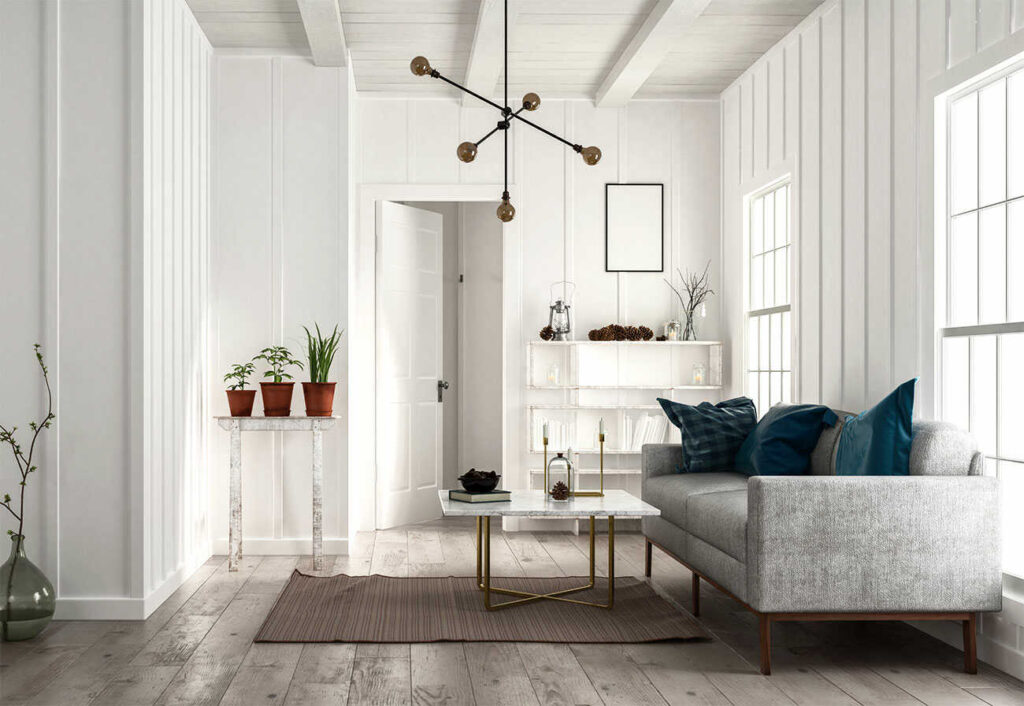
<box><xmin>255</xmin><ymin>572</ymin><xmax>708</xmax><ymax>643</ymax></box>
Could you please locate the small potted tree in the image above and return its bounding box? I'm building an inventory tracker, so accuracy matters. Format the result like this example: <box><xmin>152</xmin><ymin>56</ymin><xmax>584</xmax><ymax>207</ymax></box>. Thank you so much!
<box><xmin>223</xmin><ymin>362</ymin><xmax>256</xmax><ymax>417</ymax></box>
<box><xmin>253</xmin><ymin>346</ymin><xmax>303</xmax><ymax>417</ymax></box>
<box><xmin>302</xmin><ymin>324</ymin><xmax>343</xmax><ymax>417</ymax></box>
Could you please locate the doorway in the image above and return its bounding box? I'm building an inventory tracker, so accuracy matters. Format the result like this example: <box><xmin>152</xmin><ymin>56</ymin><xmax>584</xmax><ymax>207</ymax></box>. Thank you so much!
<box><xmin>375</xmin><ymin>201</ymin><xmax>503</xmax><ymax>529</ymax></box>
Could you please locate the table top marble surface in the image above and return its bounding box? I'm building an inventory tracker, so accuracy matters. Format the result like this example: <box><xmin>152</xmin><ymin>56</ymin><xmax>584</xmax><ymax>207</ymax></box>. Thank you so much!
<box><xmin>438</xmin><ymin>489</ymin><xmax>661</xmax><ymax>517</ymax></box>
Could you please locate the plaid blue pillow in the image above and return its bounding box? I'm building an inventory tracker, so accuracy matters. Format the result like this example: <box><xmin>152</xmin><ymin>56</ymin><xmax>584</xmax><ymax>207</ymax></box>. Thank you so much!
<box><xmin>657</xmin><ymin>397</ymin><xmax>757</xmax><ymax>473</ymax></box>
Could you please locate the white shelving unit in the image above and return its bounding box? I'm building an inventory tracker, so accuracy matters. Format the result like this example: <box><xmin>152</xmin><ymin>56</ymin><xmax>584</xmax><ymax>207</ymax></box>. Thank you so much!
<box><xmin>524</xmin><ymin>339</ymin><xmax>724</xmax><ymax>492</ymax></box>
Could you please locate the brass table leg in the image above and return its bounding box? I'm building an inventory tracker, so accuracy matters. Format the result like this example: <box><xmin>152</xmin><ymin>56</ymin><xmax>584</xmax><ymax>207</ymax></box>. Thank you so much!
<box><xmin>476</xmin><ymin>517</ymin><xmax>483</xmax><ymax>589</ymax></box>
<box><xmin>478</xmin><ymin>513</ymin><xmax>614</xmax><ymax>610</ymax></box>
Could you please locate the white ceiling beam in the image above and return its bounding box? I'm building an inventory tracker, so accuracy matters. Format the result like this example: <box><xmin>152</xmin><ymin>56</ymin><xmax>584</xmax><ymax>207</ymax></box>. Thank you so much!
<box><xmin>595</xmin><ymin>0</ymin><xmax>712</xmax><ymax>108</ymax></box>
<box><xmin>296</xmin><ymin>0</ymin><xmax>348</xmax><ymax>67</ymax></box>
<box><xmin>462</xmin><ymin>0</ymin><xmax>519</xmax><ymax>107</ymax></box>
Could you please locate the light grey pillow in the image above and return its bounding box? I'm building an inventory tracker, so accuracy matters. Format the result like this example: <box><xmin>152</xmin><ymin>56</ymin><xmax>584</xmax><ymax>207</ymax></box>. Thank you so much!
<box><xmin>809</xmin><ymin>409</ymin><xmax>852</xmax><ymax>475</ymax></box>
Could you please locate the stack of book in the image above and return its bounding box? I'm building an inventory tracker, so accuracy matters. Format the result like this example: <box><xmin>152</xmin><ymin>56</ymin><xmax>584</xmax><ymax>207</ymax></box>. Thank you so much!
<box><xmin>624</xmin><ymin>414</ymin><xmax>669</xmax><ymax>451</ymax></box>
<box><xmin>448</xmin><ymin>489</ymin><xmax>511</xmax><ymax>503</ymax></box>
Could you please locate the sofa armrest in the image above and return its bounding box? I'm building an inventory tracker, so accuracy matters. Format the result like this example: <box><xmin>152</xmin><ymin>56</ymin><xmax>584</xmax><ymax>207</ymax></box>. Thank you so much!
<box><xmin>642</xmin><ymin>444</ymin><xmax>681</xmax><ymax>482</ymax></box>
<box><xmin>747</xmin><ymin>475</ymin><xmax>1002</xmax><ymax>613</ymax></box>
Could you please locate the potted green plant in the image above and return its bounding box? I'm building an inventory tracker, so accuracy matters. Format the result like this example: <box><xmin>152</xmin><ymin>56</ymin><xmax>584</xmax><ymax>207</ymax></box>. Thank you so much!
<box><xmin>1</xmin><ymin>345</ymin><xmax>56</xmax><ymax>641</ymax></box>
<box><xmin>302</xmin><ymin>324</ymin><xmax>343</xmax><ymax>417</ymax></box>
<box><xmin>223</xmin><ymin>362</ymin><xmax>256</xmax><ymax>417</ymax></box>
<box><xmin>253</xmin><ymin>346</ymin><xmax>303</xmax><ymax>417</ymax></box>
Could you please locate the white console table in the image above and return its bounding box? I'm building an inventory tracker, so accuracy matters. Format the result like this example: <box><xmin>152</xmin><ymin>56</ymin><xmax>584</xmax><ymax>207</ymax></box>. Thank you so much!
<box><xmin>216</xmin><ymin>416</ymin><xmax>340</xmax><ymax>571</ymax></box>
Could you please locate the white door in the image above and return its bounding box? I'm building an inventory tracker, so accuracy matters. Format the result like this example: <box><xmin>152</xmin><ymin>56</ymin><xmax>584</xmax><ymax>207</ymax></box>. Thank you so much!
<box><xmin>376</xmin><ymin>201</ymin><xmax>445</xmax><ymax>529</ymax></box>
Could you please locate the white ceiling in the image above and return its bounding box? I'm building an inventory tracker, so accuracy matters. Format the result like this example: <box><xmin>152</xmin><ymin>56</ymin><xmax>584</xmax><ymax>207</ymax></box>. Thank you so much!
<box><xmin>186</xmin><ymin>0</ymin><xmax>823</xmax><ymax>100</ymax></box>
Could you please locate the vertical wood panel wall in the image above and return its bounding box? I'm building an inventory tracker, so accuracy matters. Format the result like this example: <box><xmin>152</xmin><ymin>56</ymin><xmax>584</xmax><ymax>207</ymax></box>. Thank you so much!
<box><xmin>142</xmin><ymin>0</ymin><xmax>212</xmax><ymax>599</ymax></box>
<box><xmin>210</xmin><ymin>56</ymin><xmax>349</xmax><ymax>556</ymax></box>
<box><xmin>721</xmin><ymin>0</ymin><xmax>1024</xmax><ymax>416</ymax></box>
<box><xmin>720</xmin><ymin>0</ymin><xmax>1024</xmax><ymax>676</ymax></box>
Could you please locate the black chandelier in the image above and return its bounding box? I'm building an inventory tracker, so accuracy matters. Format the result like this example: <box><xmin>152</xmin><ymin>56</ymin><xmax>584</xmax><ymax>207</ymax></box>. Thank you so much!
<box><xmin>410</xmin><ymin>0</ymin><xmax>601</xmax><ymax>222</ymax></box>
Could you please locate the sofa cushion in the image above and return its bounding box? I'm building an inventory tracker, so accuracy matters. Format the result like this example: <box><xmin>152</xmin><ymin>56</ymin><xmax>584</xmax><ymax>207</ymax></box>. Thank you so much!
<box><xmin>735</xmin><ymin>403</ymin><xmax>839</xmax><ymax>476</ymax></box>
<box><xmin>687</xmin><ymin>489</ymin><xmax>748</xmax><ymax>561</ymax></box>
<box><xmin>642</xmin><ymin>472</ymin><xmax>748</xmax><ymax>530</ymax></box>
<box><xmin>657</xmin><ymin>397</ymin><xmax>757</xmax><ymax>473</ymax></box>
<box><xmin>835</xmin><ymin>379</ymin><xmax>916</xmax><ymax>476</ymax></box>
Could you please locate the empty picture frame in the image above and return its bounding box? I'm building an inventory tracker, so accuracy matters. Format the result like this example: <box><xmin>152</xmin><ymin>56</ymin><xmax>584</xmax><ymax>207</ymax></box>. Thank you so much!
<box><xmin>605</xmin><ymin>183</ymin><xmax>664</xmax><ymax>272</ymax></box>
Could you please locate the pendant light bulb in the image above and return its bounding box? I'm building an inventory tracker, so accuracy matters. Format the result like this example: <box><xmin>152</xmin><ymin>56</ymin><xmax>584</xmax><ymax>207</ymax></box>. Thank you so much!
<box><xmin>580</xmin><ymin>145</ymin><xmax>602</xmax><ymax>166</ymax></box>
<box><xmin>496</xmin><ymin>196</ymin><xmax>515</xmax><ymax>223</ymax></box>
<box><xmin>410</xmin><ymin>56</ymin><xmax>432</xmax><ymax>76</ymax></box>
<box><xmin>522</xmin><ymin>92</ymin><xmax>541</xmax><ymax>111</ymax></box>
<box><xmin>457</xmin><ymin>141</ymin><xmax>478</xmax><ymax>163</ymax></box>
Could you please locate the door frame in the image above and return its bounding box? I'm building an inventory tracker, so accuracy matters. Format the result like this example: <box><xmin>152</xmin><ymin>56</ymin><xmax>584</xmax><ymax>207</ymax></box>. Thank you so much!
<box><xmin>350</xmin><ymin>184</ymin><xmax>522</xmax><ymax>534</ymax></box>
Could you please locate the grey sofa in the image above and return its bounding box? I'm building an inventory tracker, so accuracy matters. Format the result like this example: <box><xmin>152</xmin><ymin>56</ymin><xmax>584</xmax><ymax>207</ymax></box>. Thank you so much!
<box><xmin>641</xmin><ymin>415</ymin><xmax>1002</xmax><ymax>675</ymax></box>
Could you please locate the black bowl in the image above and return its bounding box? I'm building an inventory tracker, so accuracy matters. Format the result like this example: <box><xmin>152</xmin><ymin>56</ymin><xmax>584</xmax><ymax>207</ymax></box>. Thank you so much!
<box><xmin>458</xmin><ymin>472</ymin><xmax>501</xmax><ymax>493</ymax></box>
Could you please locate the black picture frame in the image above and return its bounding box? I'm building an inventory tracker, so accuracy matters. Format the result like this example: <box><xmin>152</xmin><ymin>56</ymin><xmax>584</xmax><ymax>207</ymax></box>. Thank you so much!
<box><xmin>604</xmin><ymin>183</ymin><xmax>665</xmax><ymax>273</ymax></box>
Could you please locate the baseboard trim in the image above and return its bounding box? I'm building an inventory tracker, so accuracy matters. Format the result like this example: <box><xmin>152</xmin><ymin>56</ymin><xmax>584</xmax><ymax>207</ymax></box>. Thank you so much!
<box><xmin>211</xmin><ymin>537</ymin><xmax>349</xmax><ymax>555</ymax></box>
<box><xmin>912</xmin><ymin>616</ymin><xmax>1024</xmax><ymax>682</ymax></box>
<box><xmin>55</xmin><ymin>548</ymin><xmax>213</xmax><ymax>621</ymax></box>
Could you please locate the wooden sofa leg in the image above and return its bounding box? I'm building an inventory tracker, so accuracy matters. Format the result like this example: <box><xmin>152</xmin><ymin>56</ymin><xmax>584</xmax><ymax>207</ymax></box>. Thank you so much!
<box><xmin>963</xmin><ymin>614</ymin><xmax>978</xmax><ymax>674</ymax></box>
<box><xmin>692</xmin><ymin>573</ymin><xmax>700</xmax><ymax>616</ymax></box>
<box><xmin>644</xmin><ymin>539</ymin><xmax>652</xmax><ymax>578</ymax></box>
<box><xmin>759</xmin><ymin>614</ymin><xmax>772</xmax><ymax>675</ymax></box>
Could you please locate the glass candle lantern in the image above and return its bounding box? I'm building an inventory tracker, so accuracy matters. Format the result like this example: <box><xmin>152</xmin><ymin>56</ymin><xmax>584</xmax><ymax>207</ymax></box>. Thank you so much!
<box><xmin>664</xmin><ymin>320</ymin><xmax>682</xmax><ymax>341</ymax></box>
<box><xmin>692</xmin><ymin>361</ymin><xmax>707</xmax><ymax>386</ymax></box>
<box><xmin>545</xmin><ymin>452</ymin><xmax>573</xmax><ymax>501</ymax></box>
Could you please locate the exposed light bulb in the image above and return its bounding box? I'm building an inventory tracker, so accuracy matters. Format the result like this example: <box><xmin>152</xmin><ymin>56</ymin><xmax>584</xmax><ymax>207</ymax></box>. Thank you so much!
<box><xmin>580</xmin><ymin>145</ymin><xmax>601</xmax><ymax>166</ymax></box>
<box><xmin>496</xmin><ymin>197</ymin><xmax>515</xmax><ymax>223</ymax></box>
<box><xmin>457</xmin><ymin>141</ymin><xmax>478</xmax><ymax>163</ymax></box>
<box><xmin>522</xmin><ymin>92</ymin><xmax>541</xmax><ymax>111</ymax></box>
<box><xmin>410</xmin><ymin>56</ymin><xmax>432</xmax><ymax>76</ymax></box>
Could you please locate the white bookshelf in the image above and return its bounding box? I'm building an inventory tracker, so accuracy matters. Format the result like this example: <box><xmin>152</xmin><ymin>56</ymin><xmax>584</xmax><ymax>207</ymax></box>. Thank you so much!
<box><xmin>524</xmin><ymin>339</ymin><xmax>723</xmax><ymax>492</ymax></box>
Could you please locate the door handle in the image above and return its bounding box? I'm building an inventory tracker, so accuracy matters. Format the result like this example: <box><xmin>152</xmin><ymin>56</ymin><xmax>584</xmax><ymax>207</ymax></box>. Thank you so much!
<box><xmin>437</xmin><ymin>380</ymin><xmax>450</xmax><ymax>402</ymax></box>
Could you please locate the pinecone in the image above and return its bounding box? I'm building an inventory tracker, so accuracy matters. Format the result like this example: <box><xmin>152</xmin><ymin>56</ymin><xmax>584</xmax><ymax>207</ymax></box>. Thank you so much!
<box><xmin>639</xmin><ymin>325</ymin><xmax>654</xmax><ymax>341</ymax></box>
<box><xmin>656</xmin><ymin>335</ymin><xmax>667</xmax><ymax>342</ymax></box>
<box><xmin>550</xmin><ymin>481</ymin><xmax>570</xmax><ymax>501</ymax></box>
<box><xmin>539</xmin><ymin>326</ymin><xmax>554</xmax><ymax>341</ymax></box>
<box><xmin>624</xmin><ymin>325</ymin><xmax>642</xmax><ymax>341</ymax></box>
<box><xmin>610</xmin><ymin>324</ymin><xmax>626</xmax><ymax>341</ymax></box>
<box><xmin>588</xmin><ymin>329</ymin><xmax>600</xmax><ymax>341</ymax></box>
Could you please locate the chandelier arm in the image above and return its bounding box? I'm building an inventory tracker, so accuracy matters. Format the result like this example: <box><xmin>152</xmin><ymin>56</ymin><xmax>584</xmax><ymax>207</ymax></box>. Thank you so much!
<box><xmin>510</xmin><ymin>112</ymin><xmax>579</xmax><ymax>150</ymax></box>
<box><xmin>474</xmin><ymin>125</ymin><xmax>502</xmax><ymax>146</ymax></box>
<box><xmin>432</xmin><ymin>71</ymin><xmax>508</xmax><ymax>113</ymax></box>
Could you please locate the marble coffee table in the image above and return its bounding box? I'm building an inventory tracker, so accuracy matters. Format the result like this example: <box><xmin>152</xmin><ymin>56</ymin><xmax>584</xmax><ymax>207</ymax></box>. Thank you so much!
<box><xmin>438</xmin><ymin>489</ymin><xmax>661</xmax><ymax>610</ymax></box>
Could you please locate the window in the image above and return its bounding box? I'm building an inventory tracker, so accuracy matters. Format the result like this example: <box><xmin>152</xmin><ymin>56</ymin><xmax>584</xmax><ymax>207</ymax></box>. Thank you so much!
<box><xmin>745</xmin><ymin>181</ymin><xmax>792</xmax><ymax>415</ymax></box>
<box><xmin>942</xmin><ymin>65</ymin><xmax>1024</xmax><ymax>578</ymax></box>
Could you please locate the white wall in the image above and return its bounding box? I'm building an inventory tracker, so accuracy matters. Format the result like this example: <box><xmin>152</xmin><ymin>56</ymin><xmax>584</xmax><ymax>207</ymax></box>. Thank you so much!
<box><xmin>210</xmin><ymin>55</ymin><xmax>350</xmax><ymax>556</ymax></box>
<box><xmin>351</xmin><ymin>98</ymin><xmax>721</xmax><ymax>524</ymax></box>
<box><xmin>720</xmin><ymin>0</ymin><xmax>1024</xmax><ymax>679</ymax></box>
<box><xmin>457</xmin><ymin>202</ymin><xmax>504</xmax><ymax>482</ymax></box>
<box><xmin>0</xmin><ymin>0</ymin><xmax>210</xmax><ymax>619</ymax></box>
<box><xmin>140</xmin><ymin>0</ymin><xmax>213</xmax><ymax>606</ymax></box>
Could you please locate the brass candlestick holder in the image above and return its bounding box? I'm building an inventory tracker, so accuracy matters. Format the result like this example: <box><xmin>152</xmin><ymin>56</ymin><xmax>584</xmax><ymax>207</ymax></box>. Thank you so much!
<box><xmin>572</xmin><ymin>432</ymin><xmax>604</xmax><ymax>497</ymax></box>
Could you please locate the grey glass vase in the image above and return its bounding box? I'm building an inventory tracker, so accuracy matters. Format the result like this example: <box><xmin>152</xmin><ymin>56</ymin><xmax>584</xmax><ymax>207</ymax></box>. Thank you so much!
<box><xmin>0</xmin><ymin>535</ymin><xmax>55</xmax><ymax>641</ymax></box>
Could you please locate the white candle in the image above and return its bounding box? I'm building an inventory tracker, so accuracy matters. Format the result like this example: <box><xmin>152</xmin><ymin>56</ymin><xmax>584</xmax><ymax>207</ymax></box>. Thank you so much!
<box><xmin>599</xmin><ymin>417</ymin><xmax>605</xmax><ymax>434</ymax></box>
<box><xmin>542</xmin><ymin>421</ymin><xmax>549</xmax><ymax>439</ymax></box>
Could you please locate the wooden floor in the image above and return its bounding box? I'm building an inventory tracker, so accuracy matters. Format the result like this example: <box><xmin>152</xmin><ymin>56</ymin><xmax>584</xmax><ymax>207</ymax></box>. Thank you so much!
<box><xmin>2</xmin><ymin>518</ymin><xmax>1024</xmax><ymax>705</ymax></box>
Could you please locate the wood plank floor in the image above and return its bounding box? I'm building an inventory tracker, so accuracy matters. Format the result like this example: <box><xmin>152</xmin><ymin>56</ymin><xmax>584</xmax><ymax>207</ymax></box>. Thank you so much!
<box><xmin>2</xmin><ymin>518</ymin><xmax>1023</xmax><ymax>705</ymax></box>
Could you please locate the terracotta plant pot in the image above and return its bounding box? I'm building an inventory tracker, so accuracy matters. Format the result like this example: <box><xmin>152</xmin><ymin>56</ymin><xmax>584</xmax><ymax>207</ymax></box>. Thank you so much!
<box><xmin>225</xmin><ymin>389</ymin><xmax>256</xmax><ymax>417</ymax></box>
<box><xmin>260</xmin><ymin>382</ymin><xmax>295</xmax><ymax>417</ymax></box>
<box><xmin>302</xmin><ymin>382</ymin><xmax>336</xmax><ymax>417</ymax></box>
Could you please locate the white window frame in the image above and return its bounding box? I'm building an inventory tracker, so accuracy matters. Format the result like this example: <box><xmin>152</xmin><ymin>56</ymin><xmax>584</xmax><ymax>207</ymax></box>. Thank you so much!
<box><xmin>743</xmin><ymin>177</ymin><xmax>793</xmax><ymax>414</ymax></box>
<box><xmin>938</xmin><ymin>58</ymin><xmax>1024</xmax><ymax>579</ymax></box>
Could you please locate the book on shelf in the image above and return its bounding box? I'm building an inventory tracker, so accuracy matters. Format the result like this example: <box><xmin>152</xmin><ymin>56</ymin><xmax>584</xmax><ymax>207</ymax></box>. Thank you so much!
<box><xmin>625</xmin><ymin>414</ymin><xmax>669</xmax><ymax>451</ymax></box>
<box><xmin>448</xmin><ymin>489</ymin><xmax>511</xmax><ymax>503</ymax></box>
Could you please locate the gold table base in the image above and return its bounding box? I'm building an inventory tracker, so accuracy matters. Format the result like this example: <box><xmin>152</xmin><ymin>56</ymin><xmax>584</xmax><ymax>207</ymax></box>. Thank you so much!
<box><xmin>475</xmin><ymin>515</ymin><xmax>615</xmax><ymax>610</ymax></box>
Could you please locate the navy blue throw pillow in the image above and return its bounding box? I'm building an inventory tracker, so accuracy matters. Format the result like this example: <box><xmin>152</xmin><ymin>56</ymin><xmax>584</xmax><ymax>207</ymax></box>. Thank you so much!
<box><xmin>657</xmin><ymin>397</ymin><xmax>757</xmax><ymax>473</ymax></box>
<box><xmin>734</xmin><ymin>403</ymin><xmax>839</xmax><ymax>477</ymax></box>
